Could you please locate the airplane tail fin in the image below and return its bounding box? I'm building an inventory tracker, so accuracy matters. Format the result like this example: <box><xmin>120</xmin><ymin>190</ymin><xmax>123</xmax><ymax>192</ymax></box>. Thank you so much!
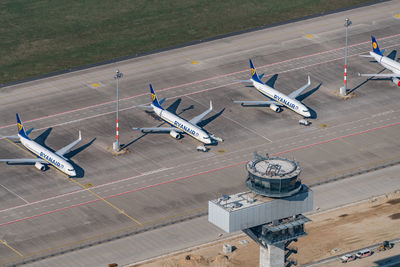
<box><xmin>249</xmin><ymin>59</ymin><xmax>263</xmax><ymax>84</ymax></box>
<box><xmin>149</xmin><ymin>84</ymin><xmax>164</xmax><ymax>109</ymax></box>
<box><xmin>16</xmin><ymin>113</ymin><xmax>30</xmax><ymax>140</ymax></box>
<box><xmin>371</xmin><ymin>36</ymin><xmax>383</xmax><ymax>56</ymax></box>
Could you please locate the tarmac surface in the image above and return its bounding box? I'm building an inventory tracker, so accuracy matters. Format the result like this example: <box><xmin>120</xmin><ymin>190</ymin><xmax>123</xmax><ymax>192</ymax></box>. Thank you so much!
<box><xmin>0</xmin><ymin>1</ymin><xmax>400</xmax><ymax>266</ymax></box>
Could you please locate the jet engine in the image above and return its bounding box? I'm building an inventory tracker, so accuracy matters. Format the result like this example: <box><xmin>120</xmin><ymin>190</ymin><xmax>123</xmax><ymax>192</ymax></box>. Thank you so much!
<box><xmin>169</xmin><ymin>130</ymin><xmax>182</xmax><ymax>139</ymax></box>
<box><xmin>393</xmin><ymin>78</ymin><xmax>400</xmax><ymax>86</ymax></box>
<box><xmin>35</xmin><ymin>162</ymin><xmax>46</xmax><ymax>171</ymax></box>
<box><xmin>269</xmin><ymin>104</ymin><xmax>281</xmax><ymax>113</ymax></box>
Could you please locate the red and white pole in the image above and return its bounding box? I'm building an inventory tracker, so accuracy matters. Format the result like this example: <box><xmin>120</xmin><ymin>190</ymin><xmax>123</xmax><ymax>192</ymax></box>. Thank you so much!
<box><xmin>113</xmin><ymin>70</ymin><xmax>123</xmax><ymax>152</ymax></box>
<box><xmin>116</xmin><ymin>118</ymin><xmax>119</xmax><ymax>141</ymax></box>
<box><xmin>341</xmin><ymin>18</ymin><xmax>352</xmax><ymax>96</ymax></box>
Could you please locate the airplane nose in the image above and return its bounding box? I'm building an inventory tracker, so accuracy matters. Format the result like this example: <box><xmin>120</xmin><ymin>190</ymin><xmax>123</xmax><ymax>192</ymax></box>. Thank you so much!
<box><xmin>70</xmin><ymin>170</ymin><xmax>76</xmax><ymax>177</ymax></box>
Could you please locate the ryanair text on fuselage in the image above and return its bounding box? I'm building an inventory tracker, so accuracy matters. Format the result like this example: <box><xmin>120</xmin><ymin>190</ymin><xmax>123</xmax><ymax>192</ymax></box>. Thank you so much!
<box><xmin>40</xmin><ymin>151</ymin><xmax>64</xmax><ymax>169</ymax></box>
<box><xmin>174</xmin><ymin>121</ymin><xmax>199</xmax><ymax>137</ymax></box>
<box><xmin>273</xmin><ymin>94</ymin><xmax>298</xmax><ymax>110</ymax></box>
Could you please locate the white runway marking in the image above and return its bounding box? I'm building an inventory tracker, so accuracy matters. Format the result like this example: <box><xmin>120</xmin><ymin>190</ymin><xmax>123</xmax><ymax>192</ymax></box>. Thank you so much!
<box><xmin>0</xmin><ymin>184</ymin><xmax>29</xmax><ymax>204</ymax></box>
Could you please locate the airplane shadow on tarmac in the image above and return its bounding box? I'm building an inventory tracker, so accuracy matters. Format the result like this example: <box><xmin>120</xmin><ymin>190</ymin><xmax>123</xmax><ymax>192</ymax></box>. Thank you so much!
<box><xmin>201</xmin><ymin>108</ymin><xmax>225</xmax><ymax>147</ymax></box>
<box><xmin>349</xmin><ymin>68</ymin><xmax>387</xmax><ymax>94</ymax></box>
<box><xmin>349</xmin><ymin>50</ymin><xmax>397</xmax><ymax>94</ymax></box>
<box><xmin>298</xmin><ymin>82</ymin><xmax>322</xmax><ymax>120</ymax></box>
<box><xmin>33</xmin><ymin>127</ymin><xmax>53</xmax><ymax>150</ymax></box>
<box><xmin>36</xmin><ymin>127</ymin><xmax>96</xmax><ymax>178</ymax></box>
<box><xmin>122</xmin><ymin>99</ymin><xmax>225</xmax><ymax>149</ymax></box>
<box><xmin>65</xmin><ymin>138</ymin><xmax>96</xmax><ymax>178</ymax></box>
<box><xmin>7</xmin><ymin>127</ymin><xmax>95</xmax><ymax>178</ymax></box>
<box><xmin>121</xmin><ymin>98</ymin><xmax>195</xmax><ymax>150</ymax></box>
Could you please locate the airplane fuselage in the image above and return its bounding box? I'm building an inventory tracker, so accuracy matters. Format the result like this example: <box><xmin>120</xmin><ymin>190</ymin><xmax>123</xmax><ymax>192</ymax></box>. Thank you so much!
<box><xmin>370</xmin><ymin>51</ymin><xmax>400</xmax><ymax>75</ymax></box>
<box><xmin>252</xmin><ymin>79</ymin><xmax>311</xmax><ymax>117</ymax></box>
<box><xmin>151</xmin><ymin>105</ymin><xmax>212</xmax><ymax>144</ymax></box>
<box><xmin>19</xmin><ymin>134</ymin><xmax>76</xmax><ymax>176</ymax></box>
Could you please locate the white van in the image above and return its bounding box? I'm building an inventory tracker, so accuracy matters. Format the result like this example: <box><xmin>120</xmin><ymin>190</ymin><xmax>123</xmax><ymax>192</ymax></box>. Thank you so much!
<box><xmin>355</xmin><ymin>249</ymin><xmax>371</xmax><ymax>258</ymax></box>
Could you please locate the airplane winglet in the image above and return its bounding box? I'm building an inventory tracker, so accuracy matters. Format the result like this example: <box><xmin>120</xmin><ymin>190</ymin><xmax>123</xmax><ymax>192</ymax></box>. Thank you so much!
<box><xmin>307</xmin><ymin>75</ymin><xmax>311</xmax><ymax>85</ymax></box>
<box><xmin>210</xmin><ymin>101</ymin><xmax>213</xmax><ymax>111</ymax></box>
<box><xmin>78</xmin><ymin>130</ymin><xmax>82</xmax><ymax>141</ymax></box>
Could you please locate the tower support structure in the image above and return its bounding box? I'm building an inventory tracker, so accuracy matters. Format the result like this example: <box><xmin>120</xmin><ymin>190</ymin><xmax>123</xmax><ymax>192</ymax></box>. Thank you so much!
<box><xmin>208</xmin><ymin>153</ymin><xmax>313</xmax><ymax>267</ymax></box>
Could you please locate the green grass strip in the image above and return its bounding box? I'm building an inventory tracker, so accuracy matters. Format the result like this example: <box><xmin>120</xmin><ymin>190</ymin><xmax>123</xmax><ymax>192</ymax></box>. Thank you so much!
<box><xmin>0</xmin><ymin>0</ymin><xmax>375</xmax><ymax>85</ymax></box>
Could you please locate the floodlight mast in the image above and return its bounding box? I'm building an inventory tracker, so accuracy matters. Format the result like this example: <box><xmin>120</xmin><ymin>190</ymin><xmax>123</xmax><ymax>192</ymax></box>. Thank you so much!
<box><xmin>113</xmin><ymin>69</ymin><xmax>123</xmax><ymax>152</ymax></box>
<box><xmin>341</xmin><ymin>18</ymin><xmax>352</xmax><ymax>96</ymax></box>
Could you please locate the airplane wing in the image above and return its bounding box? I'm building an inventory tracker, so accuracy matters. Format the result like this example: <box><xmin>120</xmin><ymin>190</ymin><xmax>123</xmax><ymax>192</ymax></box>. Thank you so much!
<box><xmin>358</xmin><ymin>73</ymin><xmax>400</xmax><ymax>78</ymax></box>
<box><xmin>233</xmin><ymin>100</ymin><xmax>282</xmax><ymax>106</ymax></box>
<box><xmin>288</xmin><ymin>76</ymin><xmax>311</xmax><ymax>99</ymax></box>
<box><xmin>189</xmin><ymin>101</ymin><xmax>213</xmax><ymax>125</ymax></box>
<box><xmin>132</xmin><ymin>127</ymin><xmax>183</xmax><ymax>133</ymax></box>
<box><xmin>56</xmin><ymin>131</ymin><xmax>82</xmax><ymax>157</ymax></box>
<box><xmin>0</xmin><ymin>158</ymin><xmax>46</xmax><ymax>164</ymax></box>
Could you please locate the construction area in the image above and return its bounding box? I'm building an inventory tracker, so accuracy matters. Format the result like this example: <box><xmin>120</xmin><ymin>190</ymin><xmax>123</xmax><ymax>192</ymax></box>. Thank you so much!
<box><xmin>132</xmin><ymin>190</ymin><xmax>400</xmax><ymax>267</ymax></box>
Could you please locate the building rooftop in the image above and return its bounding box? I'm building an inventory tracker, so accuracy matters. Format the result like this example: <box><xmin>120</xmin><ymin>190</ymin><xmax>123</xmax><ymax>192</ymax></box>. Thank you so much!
<box><xmin>247</xmin><ymin>155</ymin><xmax>302</xmax><ymax>180</ymax></box>
<box><xmin>212</xmin><ymin>185</ymin><xmax>311</xmax><ymax>212</ymax></box>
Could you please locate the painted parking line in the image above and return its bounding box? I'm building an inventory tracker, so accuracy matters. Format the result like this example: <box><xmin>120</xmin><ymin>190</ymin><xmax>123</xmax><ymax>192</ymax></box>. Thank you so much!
<box><xmin>0</xmin><ymin>120</ymin><xmax>399</xmax><ymax>227</ymax></box>
<box><xmin>1</xmin><ymin>33</ymin><xmax>400</xmax><ymax>132</ymax></box>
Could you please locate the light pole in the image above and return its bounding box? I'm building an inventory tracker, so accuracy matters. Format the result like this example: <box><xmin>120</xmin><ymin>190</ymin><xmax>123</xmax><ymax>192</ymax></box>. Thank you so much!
<box><xmin>113</xmin><ymin>69</ymin><xmax>123</xmax><ymax>152</ymax></box>
<box><xmin>340</xmin><ymin>18</ymin><xmax>352</xmax><ymax>96</ymax></box>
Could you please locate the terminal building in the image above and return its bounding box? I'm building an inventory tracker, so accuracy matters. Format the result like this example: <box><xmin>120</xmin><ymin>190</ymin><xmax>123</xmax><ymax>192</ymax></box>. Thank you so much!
<box><xmin>208</xmin><ymin>152</ymin><xmax>313</xmax><ymax>267</ymax></box>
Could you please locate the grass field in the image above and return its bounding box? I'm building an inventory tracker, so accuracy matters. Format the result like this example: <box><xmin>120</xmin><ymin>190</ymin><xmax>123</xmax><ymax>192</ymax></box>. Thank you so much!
<box><xmin>0</xmin><ymin>0</ymin><xmax>375</xmax><ymax>85</ymax></box>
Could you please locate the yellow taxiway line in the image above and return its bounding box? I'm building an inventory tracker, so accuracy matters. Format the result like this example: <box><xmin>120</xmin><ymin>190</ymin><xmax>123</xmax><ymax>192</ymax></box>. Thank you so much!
<box><xmin>68</xmin><ymin>177</ymin><xmax>143</xmax><ymax>226</ymax></box>
<box><xmin>4</xmin><ymin>137</ymin><xmax>143</xmax><ymax>226</ymax></box>
<box><xmin>0</xmin><ymin>239</ymin><xmax>24</xmax><ymax>257</ymax></box>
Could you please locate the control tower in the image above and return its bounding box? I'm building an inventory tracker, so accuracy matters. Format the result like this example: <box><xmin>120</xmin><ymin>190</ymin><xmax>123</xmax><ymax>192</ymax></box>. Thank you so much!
<box><xmin>208</xmin><ymin>152</ymin><xmax>313</xmax><ymax>267</ymax></box>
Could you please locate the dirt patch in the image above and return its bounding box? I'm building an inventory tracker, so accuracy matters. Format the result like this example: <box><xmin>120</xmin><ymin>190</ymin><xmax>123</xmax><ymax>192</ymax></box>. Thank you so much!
<box><xmin>132</xmin><ymin>191</ymin><xmax>400</xmax><ymax>267</ymax></box>
<box><xmin>389</xmin><ymin>213</ymin><xmax>400</xmax><ymax>220</ymax></box>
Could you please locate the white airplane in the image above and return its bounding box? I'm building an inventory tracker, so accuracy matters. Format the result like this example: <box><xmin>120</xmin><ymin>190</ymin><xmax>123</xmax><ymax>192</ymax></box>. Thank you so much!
<box><xmin>0</xmin><ymin>114</ymin><xmax>81</xmax><ymax>176</ymax></box>
<box><xmin>233</xmin><ymin>59</ymin><xmax>311</xmax><ymax>117</ymax></box>
<box><xmin>133</xmin><ymin>85</ymin><xmax>222</xmax><ymax>146</ymax></box>
<box><xmin>358</xmin><ymin>36</ymin><xmax>400</xmax><ymax>86</ymax></box>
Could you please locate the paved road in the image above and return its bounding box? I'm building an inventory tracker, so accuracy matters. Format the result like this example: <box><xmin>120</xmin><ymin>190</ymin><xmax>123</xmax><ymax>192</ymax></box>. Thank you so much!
<box><xmin>20</xmin><ymin>163</ymin><xmax>400</xmax><ymax>267</ymax></box>
<box><xmin>1</xmin><ymin>0</ymin><xmax>400</xmax><ymax>266</ymax></box>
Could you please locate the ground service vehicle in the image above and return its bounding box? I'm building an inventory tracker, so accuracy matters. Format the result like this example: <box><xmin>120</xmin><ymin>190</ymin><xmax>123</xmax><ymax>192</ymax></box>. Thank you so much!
<box><xmin>340</xmin><ymin>254</ymin><xmax>356</xmax><ymax>263</ymax></box>
<box><xmin>356</xmin><ymin>249</ymin><xmax>372</xmax><ymax>258</ymax></box>
<box><xmin>378</xmin><ymin>241</ymin><xmax>393</xmax><ymax>251</ymax></box>
<box><xmin>299</xmin><ymin>119</ymin><xmax>311</xmax><ymax>126</ymax></box>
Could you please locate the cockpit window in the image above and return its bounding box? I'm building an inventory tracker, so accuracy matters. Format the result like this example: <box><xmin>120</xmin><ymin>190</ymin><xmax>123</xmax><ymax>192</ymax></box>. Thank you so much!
<box><xmin>68</xmin><ymin>169</ymin><xmax>74</xmax><ymax>171</ymax></box>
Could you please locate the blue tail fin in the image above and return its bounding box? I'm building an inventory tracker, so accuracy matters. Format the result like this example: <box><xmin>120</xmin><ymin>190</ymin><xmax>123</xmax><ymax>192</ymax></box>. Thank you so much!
<box><xmin>149</xmin><ymin>84</ymin><xmax>163</xmax><ymax>109</ymax></box>
<box><xmin>371</xmin><ymin>36</ymin><xmax>383</xmax><ymax>56</ymax></box>
<box><xmin>249</xmin><ymin>59</ymin><xmax>263</xmax><ymax>84</ymax></box>
<box><xmin>16</xmin><ymin>113</ymin><xmax>30</xmax><ymax>140</ymax></box>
